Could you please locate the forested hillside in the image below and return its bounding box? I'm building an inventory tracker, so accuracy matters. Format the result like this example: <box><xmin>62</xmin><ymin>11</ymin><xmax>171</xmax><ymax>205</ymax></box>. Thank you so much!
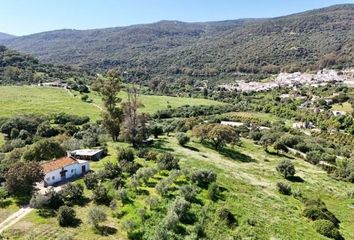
<box><xmin>1</xmin><ymin>4</ymin><xmax>353</xmax><ymax>84</ymax></box>
<box><xmin>0</xmin><ymin>33</ymin><xmax>15</xmax><ymax>40</ymax></box>
<box><xmin>0</xmin><ymin>45</ymin><xmax>93</xmax><ymax>85</ymax></box>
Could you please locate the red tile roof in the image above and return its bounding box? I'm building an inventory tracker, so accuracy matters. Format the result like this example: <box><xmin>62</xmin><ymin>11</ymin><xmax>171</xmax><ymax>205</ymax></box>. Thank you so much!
<box><xmin>41</xmin><ymin>157</ymin><xmax>77</xmax><ymax>174</ymax></box>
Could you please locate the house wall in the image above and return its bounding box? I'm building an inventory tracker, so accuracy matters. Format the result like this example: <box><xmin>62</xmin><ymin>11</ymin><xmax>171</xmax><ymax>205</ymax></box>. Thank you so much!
<box><xmin>44</xmin><ymin>162</ymin><xmax>89</xmax><ymax>186</ymax></box>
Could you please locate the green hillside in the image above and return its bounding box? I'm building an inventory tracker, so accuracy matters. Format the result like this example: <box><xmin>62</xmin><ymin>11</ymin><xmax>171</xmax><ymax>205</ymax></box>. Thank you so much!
<box><xmin>1</xmin><ymin>4</ymin><xmax>353</xmax><ymax>84</ymax></box>
<box><xmin>0</xmin><ymin>45</ymin><xmax>92</xmax><ymax>85</ymax></box>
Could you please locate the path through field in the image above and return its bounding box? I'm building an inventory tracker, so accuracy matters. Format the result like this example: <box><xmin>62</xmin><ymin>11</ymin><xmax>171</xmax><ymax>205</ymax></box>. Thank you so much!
<box><xmin>0</xmin><ymin>205</ymin><xmax>33</xmax><ymax>233</ymax></box>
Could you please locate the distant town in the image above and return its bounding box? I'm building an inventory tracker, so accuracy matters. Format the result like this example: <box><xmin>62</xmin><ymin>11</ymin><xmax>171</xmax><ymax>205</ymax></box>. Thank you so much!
<box><xmin>219</xmin><ymin>69</ymin><xmax>354</xmax><ymax>92</ymax></box>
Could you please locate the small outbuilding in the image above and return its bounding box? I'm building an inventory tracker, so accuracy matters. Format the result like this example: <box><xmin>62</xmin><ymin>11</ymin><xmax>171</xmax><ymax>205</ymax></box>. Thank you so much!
<box><xmin>41</xmin><ymin>156</ymin><xmax>89</xmax><ymax>187</ymax></box>
<box><xmin>69</xmin><ymin>149</ymin><xmax>104</xmax><ymax>161</ymax></box>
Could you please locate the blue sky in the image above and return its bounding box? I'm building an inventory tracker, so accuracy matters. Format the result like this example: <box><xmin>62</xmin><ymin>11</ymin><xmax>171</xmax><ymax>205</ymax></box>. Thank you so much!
<box><xmin>0</xmin><ymin>0</ymin><xmax>353</xmax><ymax>36</ymax></box>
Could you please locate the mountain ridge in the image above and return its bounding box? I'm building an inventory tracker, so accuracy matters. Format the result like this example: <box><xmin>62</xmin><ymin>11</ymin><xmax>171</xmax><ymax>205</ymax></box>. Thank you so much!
<box><xmin>1</xmin><ymin>4</ymin><xmax>353</xmax><ymax>84</ymax></box>
<box><xmin>0</xmin><ymin>32</ymin><xmax>16</xmax><ymax>40</ymax></box>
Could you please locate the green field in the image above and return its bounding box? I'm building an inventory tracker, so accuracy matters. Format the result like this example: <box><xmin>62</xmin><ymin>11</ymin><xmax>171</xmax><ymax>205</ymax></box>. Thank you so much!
<box><xmin>0</xmin><ymin>86</ymin><xmax>223</xmax><ymax>121</ymax></box>
<box><xmin>3</xmin><ymin>137</ymin><xmax>354</xmax><ymax>240</ymax></box>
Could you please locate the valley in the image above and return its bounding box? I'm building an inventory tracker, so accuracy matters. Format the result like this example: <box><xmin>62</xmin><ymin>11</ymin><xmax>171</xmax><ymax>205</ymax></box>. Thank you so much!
<box><xmin>0</xmin><ymin>2</ymin><xmax>354</xmax><ymax>240</ymax></box>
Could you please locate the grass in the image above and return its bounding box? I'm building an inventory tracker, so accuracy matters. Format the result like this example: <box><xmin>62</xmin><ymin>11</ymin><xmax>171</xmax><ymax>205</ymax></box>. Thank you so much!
<box><xmin>331</xmin><ymin>102</ymin><xmax>353</xmax><ymax>113</ymax></box>
<box><xmin>0</xmin><ymin>133</ymin><xmax>4</xmax><ymax>148</ymax></box>
<box><xmin>3</xmin><ymin>136</ymin><xmax>354</xmax><ymax>239</ymax></box>
<box><xmin>0</xmin><ymin>86</ymin><xmax>223</xmax><ymax>121</ymax></box>
<box><xmin>87</xmin><ymin>90</ymin><xmax>224</xmax><ymax>114</ymax></box>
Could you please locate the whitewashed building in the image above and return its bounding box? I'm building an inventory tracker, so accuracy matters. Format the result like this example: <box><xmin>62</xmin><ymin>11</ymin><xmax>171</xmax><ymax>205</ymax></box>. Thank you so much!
<box><xmin>69</xmin><ymin>149</ymin><xmax>104</xmax><ymax>161</ymax></box>
<box><xmin>41</xmin><ymin>156</ymin><xmax>89</xmax><ymax>186</ymax></box>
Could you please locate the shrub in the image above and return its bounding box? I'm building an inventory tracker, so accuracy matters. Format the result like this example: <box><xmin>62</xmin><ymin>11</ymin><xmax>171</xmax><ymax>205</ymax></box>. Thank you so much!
<box><xmin>164</xmin><ymin>211</ymin><xmax>179</xmax><ymax>231</ymax></box>
<box><xmin>218</xmin><ymin>207</ymin><xmax>237</xmax><ymax>227</ymax></box>
<box><xmin>191</xmin><ymin>170</ymin><xmax>217</xmax><ymax>188</ymax></box>
<box><xmin>157</xmin><ymin>153</ymin><xmax>179</xmax><ymax>171</ymax></box>
<box><xmin>179</xmin><ymin>185</ymin><xmax>197</xmax><ymax>201</ymax></box>
<box><xmin>116</xmin><ymin>187</ymin><xmax>129</xmax><ymax>204</ymax></box>
<box><xmin>276</xmin><ymin>182</ymin><xmax>292</xmax><ymax>195</ymax></box>
<box><xmin>136</xmin><ymin>167</ymin><xmax>157</xmax><ymax>184</ymax></box>
<box><xmin>30</xmin><ymin>189</ymin><xmax>63</xmax><ymax>210</ymax></box>
<box><xmin>113</xmin><ymin>177</ymin><xmax>125</xmax><ymax>190</ymax></box>
<box><xmin>88</xmin><ymin>207</ymin><xmax>106</xmax><ymax>229</ymax></box>
<box><xmin>176</xmin><ymin>132</ymin><xmax>190</xmax><ymax>146</ymax></box>
<box><xmin>100</xmin><ymin>162</ymin><xmax>121</xmax><ymax>180</ymax></box>
<box><xmin>208</xmin><ymin>182</ymin><xmax>219</xmax><ymax>201</ymax></box>
<box><xmin>60</xmin><ymin>183</ymin><xmax>84</xmax><ymax>205</ymax></box>
<box><xmin>149</xmin><ymin>124</ymin><xmax>164</xmax><ymax>138</ymax></box>
<box><xmin>92</xmin><ymin>186</ymin><xmax>111</xmax><ymax>205</ymax></box>
<box><xmin>117</xmin><ymin>147</ymin><xmax>135</xmax><ymax>162</ymax></box>
<box><xmin>276</xmin><ymin>160</ymin><xmax>295</xmax><ymax>179</ymax></box>
<box><xmin>171</xmin><ymin>197</ymin><xmax>190</xmax><ymax>222</ymax></box>
<box><xmin>303</xmin><ymin>198</ymin><xmax>340</xmax><ymax>226</ymax></box>
<box><xmin>84</xmin><ymin>173</ymin><xmax>99</xmax><ymax>190</ymax></box>
<box><xmin>313</xmin><ymin>220</ymin><xmax>343</xmax><ymax>240</ymax></box>
<box><xmin>57</xmin><ymin>206</ymin><xmax>76</xmax><ymax>227</ymax></box>
<box><xmin>120</xmin><ymin>160</ymin><xmax>139</xmax><ymax>175</ymax></box>
<box><xmin>155</xmin><ymin>179</ymin><xmax>170</xmax><ymax>196</ymax></box>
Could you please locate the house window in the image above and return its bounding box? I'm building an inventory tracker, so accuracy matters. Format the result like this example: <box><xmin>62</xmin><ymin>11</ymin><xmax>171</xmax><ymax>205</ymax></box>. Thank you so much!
<box><xmin>46</xmin><ymin>177</ymin><xmax>50</xmax><ymax>181</ymax></box>
<box><xmin>71</xmin><ymin>169</ymin><xmax>74</xmax><ymax>173</ymax></box>
<box><xmin>52</xmin><ymin>176</ymin><xmax>55</xmax><ymax>180</ymax></box>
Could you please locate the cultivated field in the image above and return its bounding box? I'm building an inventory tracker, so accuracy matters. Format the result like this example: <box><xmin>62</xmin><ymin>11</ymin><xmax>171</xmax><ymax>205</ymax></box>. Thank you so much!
<box><xmin>0</xmin><ymin>86</ymin><xmax>223</xmax><ymax>121</ymax></box>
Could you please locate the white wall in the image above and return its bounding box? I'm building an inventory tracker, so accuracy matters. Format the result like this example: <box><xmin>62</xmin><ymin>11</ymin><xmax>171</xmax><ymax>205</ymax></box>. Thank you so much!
<box><xmin>44</xmin><ymin>161</ymin><xmax>89</xmax><ymax>186</ymax></box>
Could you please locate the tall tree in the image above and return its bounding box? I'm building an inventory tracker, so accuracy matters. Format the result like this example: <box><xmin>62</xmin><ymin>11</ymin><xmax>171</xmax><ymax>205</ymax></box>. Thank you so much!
<box><xmin>5</xmin><ymin>162</ymin><xmax>44</xmax><ymax>196</ymax></box>
<box><xmin>93</xmin><ymin>69</ymin><xmax>122</xmax><ymax>141</ymax></box>
<box><xmin>122</xmin><ymin>87</ymin><xmax>149</xmax><ymax>147</ymax></box>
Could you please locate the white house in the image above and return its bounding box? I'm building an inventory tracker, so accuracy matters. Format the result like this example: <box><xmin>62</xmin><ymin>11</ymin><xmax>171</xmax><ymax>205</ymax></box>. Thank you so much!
<box><xmin>41</xmin><ymin>156</ymin><xmax>89</xmax><ymax>186</ymax></box>
<box><xmin>69</xmin><ymin>149</ymin><xmax>104</xmax><ymax>161</ymax></box>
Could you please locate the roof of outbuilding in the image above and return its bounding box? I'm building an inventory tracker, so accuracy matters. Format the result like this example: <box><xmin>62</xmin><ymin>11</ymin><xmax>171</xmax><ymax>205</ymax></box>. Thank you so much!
<box><xmin>71</xmin><ymin>149</ymin><xmax>103</xmax><ymax>156</ymax></box>
<box><xmin>41</xmin><ymin>156</ymin><xmax>78</xmax><ymax>174</ymax></box>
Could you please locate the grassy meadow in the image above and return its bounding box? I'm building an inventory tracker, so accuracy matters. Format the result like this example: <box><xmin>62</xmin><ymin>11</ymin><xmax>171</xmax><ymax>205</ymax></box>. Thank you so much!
<box><xmin>331</xmin><ymin>102</ymin><xmax>353</xmax><ymax>114</ymax></box>
<box><xmin>3</xmin><ymin>136</ymin><xmax>354</xmax><ymax>240</ymax></box>
<box><xmin>0</xmin><ymin>86</ymin><xmax>223</xmax><ymax>121</ymax></box>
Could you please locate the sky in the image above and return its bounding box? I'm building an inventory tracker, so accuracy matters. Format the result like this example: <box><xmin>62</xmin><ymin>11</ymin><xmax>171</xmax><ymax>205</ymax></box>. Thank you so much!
<box><xmin>0</xmin><ymin>0</ymin><xmax>353</xmax><ymax>36</ymax></box>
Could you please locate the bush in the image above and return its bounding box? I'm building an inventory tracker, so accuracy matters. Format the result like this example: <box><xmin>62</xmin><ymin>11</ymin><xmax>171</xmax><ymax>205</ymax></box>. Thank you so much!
<box><xmin>100</xmin><ymin>162</ymin><xmax>121</xmax><ymax>180</ymax></box>
<box><xmin>303</xmin><ymin>198</ymin><xmax>340</xmax><ymax>226</ymax></box>
<box><xmin>191</xmin><ymin>170</ymin><xmax>217</xmax><ymax>188</ymax></box>
<box><xmin>155</xmin><ymin>179</ymin><xmax>170</xmax><ymax>196</ymax></box>
<box><xmin>88</xmin><ymin>207</ymin><xmax>106</xmax><ymax>228</ymax></box>
<box><xmin>92</xmin><ymin>186</ymin><xmax>111</xmax><ymax>205</ymax></box>
<box><xmin>276</xmin><ymin>160</ymin><xmax>295</xmax><ymax>179</ymax></box>
<box><xmin>60</xmin><ymin>183</ymin><xmax>84</xmax><ymax>205</ymax></box>
<box><xmin>136</xmin><ymin>167</ymin><xmax>157</xmax><ymax>184</ymax></box>
<box><xmin>176</xmin><ymin>132</ymin><xmax>190</xmax><ymax>146</ymax></box>
<box><xmin>117</xmin><ymin>147</ymin><xmax>135</xmax><ymax>162</ymax></box>
<box><xmin>276</xmin><ymin>182</ymin><xmax>292</xmax><ymax>195</ymax></box>
<box><xmin>218</xmin><ymin>207</ymin><xmax>237</xmax><ymax>227</ymax></box>
<box><xmin>313</xmin><ymin>220</ymin><xmax>343</xmax><ymax>240</ymax></box>
<box><xmin>116</xmin><ymin>187</ymin><xmax>129</xmax><ymax>204</ymax></box>
<box><xmin>171</xmin><ymin>197</ymin><xmax>190</xmax><ymax>222</ymax></box>
<box><xmin>208</xmin><ymin>182</ymin><xmax>219</xmax><ymax>201</ymax></box>
<box><xmin>179</xmin><ymin>185</ymin><xmax>197</xmax><ymax>202</ymax></box>
<box><xmin>84</xmin><ymin>173</ymin><xmax>99</xmax><ymax>190</ymax></box>
<box><xmin>157</xmin><ymin>153</ymin><xmax>179</xmax><ymax>171</ymax></box>
<box><xmin>57</xmin><ymin>206</ymin><xmax>76</xmax><ymax>227</ymax></box>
